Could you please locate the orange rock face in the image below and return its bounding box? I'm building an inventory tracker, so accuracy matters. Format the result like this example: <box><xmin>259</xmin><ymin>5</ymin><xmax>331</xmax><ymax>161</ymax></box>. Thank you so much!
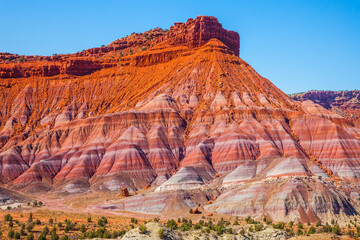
<box><xmin>156</xmin><ymin>16</ymin><xmax>240</xmax><ymax>56</ymax></box>
<box><xmin>1</xmin><ymin>16</ymin><xmax>360</xmax><ymax>221</ymax></box>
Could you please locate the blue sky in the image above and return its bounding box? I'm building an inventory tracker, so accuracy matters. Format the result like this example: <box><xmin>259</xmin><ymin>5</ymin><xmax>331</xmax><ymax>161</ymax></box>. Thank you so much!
<box><xmin>1</xmin><ymin>0</ymin><xmax>359</xmax><ymax>94</ymax></box>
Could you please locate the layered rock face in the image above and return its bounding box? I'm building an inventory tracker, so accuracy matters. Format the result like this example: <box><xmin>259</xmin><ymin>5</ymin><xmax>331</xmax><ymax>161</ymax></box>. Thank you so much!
<box><xmin>1</xmin><ymin>16</ymin><xmax>360</xmax><ymax>222</ymax></box>
<box><xmin>291</xmin><ymin>90</ymin><xmax>360</xmax><ymax>127</ymax></box>
<box><xmin>157</xmin><ymin>16</ymin><xmax>240</xmax><ymax>56</ymax></box>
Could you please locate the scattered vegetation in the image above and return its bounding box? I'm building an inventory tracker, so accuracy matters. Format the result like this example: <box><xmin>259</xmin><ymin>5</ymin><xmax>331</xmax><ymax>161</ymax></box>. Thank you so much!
<box><xmin>1</xmin><ymin>210</ymin><xmax>358</xmax><ymax>239</ymax></box>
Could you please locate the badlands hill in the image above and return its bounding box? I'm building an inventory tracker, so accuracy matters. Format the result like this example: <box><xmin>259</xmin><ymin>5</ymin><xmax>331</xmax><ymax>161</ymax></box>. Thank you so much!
<box><xmin>1</xmin><ymin>16</ymin><xmax>360</xmax><ymax>223</ymax></box>
<box><xmin>290</xmin><ymin>90</ymin><xmax>360</xmax><ymax>127</ymax></box>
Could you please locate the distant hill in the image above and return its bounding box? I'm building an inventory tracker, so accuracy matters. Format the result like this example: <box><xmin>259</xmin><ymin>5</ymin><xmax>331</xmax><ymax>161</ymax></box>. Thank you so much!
<box><xmin>290</xmin><ymin>90</ymin><xmax>360</xmax><ymax>127</ymax></box>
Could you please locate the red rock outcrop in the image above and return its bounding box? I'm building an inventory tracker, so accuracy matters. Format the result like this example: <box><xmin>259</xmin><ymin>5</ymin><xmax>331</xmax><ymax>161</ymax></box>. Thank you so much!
<box><xmin>1</xmin><ymin>16</ymin><xmax>360</xmax><ymax>222</ymax></box>
<box><xmin>156</xmin><ymin>16</ymin><xmax>240</xmax><ymax>56</ymax></box>
<box><xmin>121</xmin><ymin>187</ymin><xmax>129</xmax><ymax>197</ymax></box>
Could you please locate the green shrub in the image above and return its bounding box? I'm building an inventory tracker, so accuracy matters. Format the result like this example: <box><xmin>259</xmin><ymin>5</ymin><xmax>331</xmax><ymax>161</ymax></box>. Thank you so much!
<box><xmin>80</xmin><ymin>224</ymin><xmax>86</xmax><ymax>233</ymax></box>
<box><xmin>215</xmin><ymin>223</ymin><xmax>225</xmax><ymax>235</ymax></box>
<box><xmin>206</xmin><ymin>220</ymin><xmax>214</xmax><ymax>230</ymax></box>
<box><xmin>41</xmin><ymin>226</ymin><xmax>49</xmax><ymax>236</ymax></box>
<box><xmin>180</xmin><ymin>221</ymin><xmax>192</xmax><ymax>231</ymax></box>
<box><xmin>158</xmin><ymin>228</ymin><xmax>165</xmax><ymax>239</ymax></box>
<box><xmin>287</xmin><ymin>228</ymin><xmax>295</xmax><ymax>237</ymax></box>
<box><xmin>103</xmin><ymin>230</ymin><xmax>111</xmax><ymax>238</ymax></box>
<box><xmin>27</xmin><ymin>233</ymin><xmax>34</xmax><ymax>240</ymax></box>
<box><xmin>166</xmin><ymin>219</ymin><xmax>178</xmax><ymax>230</ymax></box>
<box><xmin>297</xmin><ymin>223</ymin><xmax>303</xmax><ymax>229</ymax></box>
<box><xmin>98</xmin><ymin>216</ymin><xmax>108</xmax><ymax>226</ymax></box>
<box><xmin>272</xmin><ymin>222</ymin><xmax>285</xmax><ymax>229</ymax></box>
<box><xmin>308</xmin><ymin>226</ymin><xmax>316</xmax><ymax>234</ymax></box>
<box><xmin>8</xmin><ymin>229</ymin><xmax>14</xmax><ymax>238</ymax></box>
<box><xmin>316</xmin><ymin>220</ymin><xmax>321</xmax><ymax>227</ymax></box>
<box><xmin>139</xmin><ymin>224</ymin><xmax>147</xmax><ymax>234</ymax></box>
<box><xmin>289</xmin><ymin>221</ymin><xmax>294</xmax><ymax>228</ymax></box>
<box><xmin>27</xmin><ymin>222</ymin><xmax>35</xmax><ymax>232</ymax></box>
<box><xmin>5</xmin><ymin>213</ymin><xmax>12</xmax><ymax>221</ymax></box>
<box><xmin>37</xmin><ymin>234</ymin><xmax>46</xmax><ymax>240</ymax></box>
<box><xmin>98</xmin><ymin>219</ymin><xmax>105</xmax><ymax>227</ymax></box>
<box><xmin>51</xmin><ymin>231</ymin><xmax>59</xmax><ymax>240</ymax></box>
<box><xmin>333</xmin><ymin>225</ymin><xmax>341</xmax><ymax>235</ymax></box>
<box><xmin>322</xmin><ymin>223</ymin><xmax>332</xmax><ymax>233</ymax></box>
<box><xmin>111</xmin><ymin>231</ymin><xmax>118</xmax><ymax>238</ymax></box>
<box><xmin>14</xmin><ymin>231</ymin><xmax>21</xmax><ymax>239</ymax></box>
<box><xmin>254</xmin><ymin>223</ymin><xmax>264</xmax><ymax>232</ymax></box>
<box><xmin>347</xmin><ymin>229</ymin><xmax>355</xmax><ymax>237</ymax></box>
<box><xmin>28</xmin><ymin>213</ymin><xmax>33</xmax><ymax>223</ymax></box>
<box><xmin>245</xmin><ymin>216</ymin><xmax>259</xmax><ymax>224</ymax></box>
<box><xmin>113</xmin><ymin>229</ymin><xmax>126</xmax><ymax>238</ymax></box>
<box><xmin>64</xmin><ymin>224</ymin><xmax>70</xmax><ymax>233</ymax></box>
<box><xmin>194</xmin><ymin>222</ymin><xmax>202</xmax><ymax>230</ymax></box>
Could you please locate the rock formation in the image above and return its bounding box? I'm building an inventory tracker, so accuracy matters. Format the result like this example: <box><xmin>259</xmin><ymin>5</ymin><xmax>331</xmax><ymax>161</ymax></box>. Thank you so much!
<box><xmin>1</xmin><ymin>16</ymin><xmax>360</xmax><ymax>222</ymax></box>
<box><xmin>121</xmin><ymin>187</ymin><xmax>129</xmax><ymax>197</ymax></box>
<box><xmin>290</xmin><ymin>90</ymin><xmax>360</xmax><ymax>127</ymax></box>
